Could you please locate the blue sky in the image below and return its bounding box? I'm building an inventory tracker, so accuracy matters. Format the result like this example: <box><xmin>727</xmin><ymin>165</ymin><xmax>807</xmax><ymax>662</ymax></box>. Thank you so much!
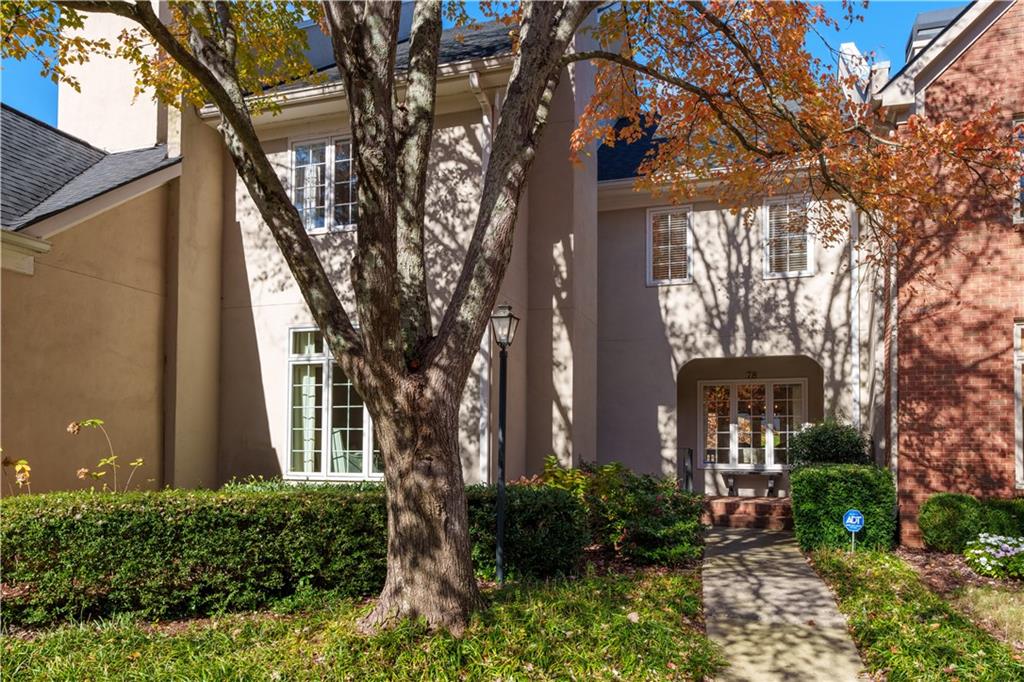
<box><xmin>1</xmin><ymin>1</ymin><xmax>964</xmax><ymax>126</ymax></box>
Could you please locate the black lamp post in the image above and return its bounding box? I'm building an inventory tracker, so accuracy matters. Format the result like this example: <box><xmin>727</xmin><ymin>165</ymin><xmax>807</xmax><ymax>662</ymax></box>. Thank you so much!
<box><xmin>489</xmin><ymin>303</ymin><xmax>519</xmax><ymax>586</ymax></box>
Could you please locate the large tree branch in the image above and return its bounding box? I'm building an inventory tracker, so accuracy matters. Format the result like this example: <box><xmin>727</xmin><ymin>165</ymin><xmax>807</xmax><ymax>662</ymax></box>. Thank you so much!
<box><xmin>430</xmin><ymin>1</ymin><xmax>600</xmax><ymax>386</ymax></box>
<box><xmin>563</xmin><ymin>49</ymin><xmax>783</xmax><ymax>159</ymax></box>
<box><xmin>395</xmin><ymin>0</ymin><xmax>442</xmax><ymax>361</ymax></box>
<box><xmin>322</xmin><ymin>2</ymin><xmax>404</xmax><ymax>373</ymax></box>
<box><xmin>64</xmin><ymin>0</ymin><xmax>364</xmax><ymax>373</ymax></box>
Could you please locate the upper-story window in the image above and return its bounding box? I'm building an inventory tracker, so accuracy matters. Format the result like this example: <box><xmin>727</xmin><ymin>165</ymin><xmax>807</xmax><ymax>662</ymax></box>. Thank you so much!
<box><xmin>287</xmin><ymin>328</ymin><xmax>382</xmax><ymax>480</ymax></box>
<box><xmin>1013</xmin><ymin>116</ymin><xmax>1023</xmax><ymax>224</ymax></box>
<box><xmin>291</xmin><ymin>137</ymin><xmax>357</xmax><ymax>233</ymax></box>
<box><xmin>764</xmin><ymin>196</ymin><xmax>814</xmax><ymax>278</ymax></box>
<box><xmin>646</xmin><ymin>206</ymin><xmax>693</xmax><ymax>286</ymax></box>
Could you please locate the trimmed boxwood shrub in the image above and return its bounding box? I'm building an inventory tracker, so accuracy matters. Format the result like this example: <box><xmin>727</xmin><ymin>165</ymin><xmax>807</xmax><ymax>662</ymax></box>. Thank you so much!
<box><xmin>790</xmin><ymin>464</ymin><xmax>896</xmax><ymax>551</ymax></box>
<box><xmin>918</xmin><ymin>493</ymin><xmax>1024</xmax><ymax>552</ymax></box>
<box><xmin>918</xmin><ymin>493</ymin><xmax>982</xmax><ymax>553</ymax></box>
<box><xmin>979</xmin><ymin>497</ymin><xmax>1024</xmax><ymax>537</ymax></box>
<box><xmin>0</xmin><ymin>483</ymin><xmax>585</xmax><ymax>627</ymax></box>
<box><xmin>789</xmin><ymin>419</ymin><xmax>871</xmax><ymax>466</ymax></box>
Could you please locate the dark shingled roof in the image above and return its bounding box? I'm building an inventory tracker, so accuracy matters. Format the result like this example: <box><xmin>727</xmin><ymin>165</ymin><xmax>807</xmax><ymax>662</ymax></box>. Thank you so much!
<box><xmin>1</xmin><ymin>104</ymin><xmax>180</xmax><ymax>231</ymax></box>
<box><xmin>272</xmin><ymin>20</ymin><xmax>515</xmax><ymax>95</ymax></box>
<box><xmin>597</xmin><ymin>121</ymin><xmax>660</xmax><ymax>182</ymax></box>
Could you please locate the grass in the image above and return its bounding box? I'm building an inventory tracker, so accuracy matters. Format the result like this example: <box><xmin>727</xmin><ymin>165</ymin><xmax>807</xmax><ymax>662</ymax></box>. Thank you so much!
<box><xmin>812</xmin><ymin>549</ymin><xmax>1024</xmax><ymax>681</ymax></box>
<box><xmin>955</xmin><ymin>585</ymin><xmax>1024</xmax><ymax>650</ymax></box>
<box><xmin>1</xmin><ymin>569</ymin><xmax>724</xmax><ymax>681</ymax></box>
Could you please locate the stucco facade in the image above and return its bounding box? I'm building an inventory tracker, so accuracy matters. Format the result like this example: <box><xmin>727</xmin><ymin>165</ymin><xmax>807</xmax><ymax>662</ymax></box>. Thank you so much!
<box><xmin>1</xmin><ymin>189</ymin><xmax>168</xmax><ymax>492</ymax></box>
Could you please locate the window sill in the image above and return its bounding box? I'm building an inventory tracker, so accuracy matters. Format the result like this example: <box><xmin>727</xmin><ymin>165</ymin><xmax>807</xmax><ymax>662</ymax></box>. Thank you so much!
<box><xmin>646</xmin><ymin>277</ymin><xmax>694</xmax><ymax>287</ymax></box>
<box><xmin>763</xmin><ymin>270</ymin><xmax>815</xmax><ymax>280</ymax></box>
<box><xmin>306</xmin><ymin>225</ymin><xmax>357</xmax><ymax>237</ymax></box>
<box><xmin>283</xmin><ymin>473</ymin><xmax>384</xmax><ymax>483</ymax></box>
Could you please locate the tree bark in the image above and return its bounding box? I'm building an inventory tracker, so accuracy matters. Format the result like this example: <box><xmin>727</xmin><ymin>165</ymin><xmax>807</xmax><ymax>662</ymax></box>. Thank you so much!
<box><xmin>361</xmin><ymin>374</ymin><xmax>482</xmax><ymax>635</ymax></box>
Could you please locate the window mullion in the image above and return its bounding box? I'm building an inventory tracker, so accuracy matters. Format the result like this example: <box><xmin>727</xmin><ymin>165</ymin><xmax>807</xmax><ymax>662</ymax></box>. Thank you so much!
<box><xmin>766</xmin><ymin>383</ymin><xmax>775</xmax><ymax>467</ymax></box>
<box><xmin>729</xmin><ymin>384</ymin><xmax>738</xmax><ymax>465</ymax></box>
<box><xmin>322</xmin><ymin>358</ymin><xmax>332</xmax><ymax>478</ymax></box>
<box><xmin>325</xmin><ymin>139</ymin><xmax>335</xmax><ymax>231</ymax></box>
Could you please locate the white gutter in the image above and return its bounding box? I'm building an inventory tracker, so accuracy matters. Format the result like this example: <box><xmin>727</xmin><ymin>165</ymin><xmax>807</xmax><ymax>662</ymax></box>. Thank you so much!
<box><xmin>21</xmin><ymin>162</ymin><xmax>183</xmax><ymax>241</ymax></box>
<box><xmin>1</xmin><ymin>230</ymin><xmax>52</xmax><ymax>275</ymax></box>
<box><xmin>849</xmin><ymin>205</ymin><xmax>861</xmax><ymax>431</ymax></box>
<box><xmin>469</xmin><ymin>71</ymin><xmax>497</xmax><ymax>485</ymax></box>
<box><xmin>888</xmin><ymin>256</ymin><xmax>899</xmax><ymax>484</ymax></box>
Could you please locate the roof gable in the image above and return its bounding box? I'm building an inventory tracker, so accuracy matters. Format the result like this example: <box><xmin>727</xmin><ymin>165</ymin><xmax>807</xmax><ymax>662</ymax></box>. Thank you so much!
<box><xmin>1</xmin><ymin>104</ymin><xmax>180</xmax><ymax>232</ymax></box>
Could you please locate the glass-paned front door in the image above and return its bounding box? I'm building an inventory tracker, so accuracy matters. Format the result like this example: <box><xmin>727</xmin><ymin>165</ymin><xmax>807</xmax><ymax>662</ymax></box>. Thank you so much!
<box><xmin>700</xmin><ymin>379</ymin><xmax>807</xmax><ymax>468</ymax></box>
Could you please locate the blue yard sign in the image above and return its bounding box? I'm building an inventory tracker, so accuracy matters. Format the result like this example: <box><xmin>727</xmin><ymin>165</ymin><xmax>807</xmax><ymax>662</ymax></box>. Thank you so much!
<box><xmin>843</xmin><ymin>509</ymin><xmax>864</xmax><ymax>533</ymax></box>
<box><xmin>843</xmin><ymin>509</ymin><xmax>864</xmax><ymax>552</ymax></box>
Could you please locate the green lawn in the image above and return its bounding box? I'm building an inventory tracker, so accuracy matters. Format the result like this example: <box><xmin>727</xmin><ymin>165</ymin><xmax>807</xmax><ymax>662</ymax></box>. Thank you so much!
<box><xmin>812</xmin><ymin>550</ymin><xmax>1024</xmax><ymax>681</ymax></box>
<box><xmin>2</xmin><ymin>569</ymin><xmax>723</xmax><ymax>681</ymax></box>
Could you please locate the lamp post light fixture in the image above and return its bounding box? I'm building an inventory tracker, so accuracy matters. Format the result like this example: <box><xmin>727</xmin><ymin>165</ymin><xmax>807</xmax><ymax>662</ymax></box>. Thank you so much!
<box><xmin>489</xmin><ymin>304</ymin><xmax>519</xmax><ymax>586</ymax></box>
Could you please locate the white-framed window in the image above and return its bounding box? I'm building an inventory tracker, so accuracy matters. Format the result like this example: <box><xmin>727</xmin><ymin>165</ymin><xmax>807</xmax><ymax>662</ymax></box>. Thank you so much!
<box><xmin>763</xmin><ymin>196</ymin><xmax>814</xmax><ymax>278</ymax></box>
<box><xmin>1013</xmin><ymin>116</ymin><xmax>1023</xmax><ymax>225</ymax></box>
<box><xmin>698</xmin><ymin>378</ymin><xmax>808</xmax><ymax>469</ymax></box>
<box><xmin>1014</xmin><ymin>321</ymin><xmax>1023</xmax><ymax>487</ymax></box>
<box><xmin>290</xmin><ymin>136</ymin><xmax>357</xmax><ymax>233</ymax></box>
<box><xmin>646</xmin><ymin>206</ymin><xmax>693</xmax><ymax>286</ymax></box>
<box><xmin>287</xmin><ymin>327</ymin><xmax>382</xmax><ymax>480</ymax></box>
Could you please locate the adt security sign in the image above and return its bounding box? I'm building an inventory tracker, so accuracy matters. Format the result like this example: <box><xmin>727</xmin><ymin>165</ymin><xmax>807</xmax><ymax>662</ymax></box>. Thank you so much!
<box><xmin>843</xmin><ymin>510</ymin><xmax>864</xmax><ymax>533</ymax></box>
<box><xmin>843</xmin><ymin>509</ymin><xmax>864</xmax><ymax>551</ymax></box>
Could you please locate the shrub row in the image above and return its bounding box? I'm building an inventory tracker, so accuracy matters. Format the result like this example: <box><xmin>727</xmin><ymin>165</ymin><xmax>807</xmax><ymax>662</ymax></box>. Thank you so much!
<box><xmin>790</xmin><ymin>464</ymin><xmax>897</xmax><ymax>551</ymax></box>
<box><xmin>918</xmin><ymin>492</ymin><xmax>1024</xmax><ymax>553</ymax></box>
<box><xmin>541</xmin><ymin>457</ymin><xmax>705</xmax><ymax>565</ymax></box>
<box><xmin>0</xmin><ymin>483</ymin><xmax>586</xmax><ymax>627</ymax></box>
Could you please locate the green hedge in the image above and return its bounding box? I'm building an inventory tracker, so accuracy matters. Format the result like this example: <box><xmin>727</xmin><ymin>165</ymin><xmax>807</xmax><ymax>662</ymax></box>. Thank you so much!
<box><xmin>541</xmin><ymin>457</ymin><xmax>705</xmax><ymax>565</ymax></box>
<box><xmin>919</xmin><ymin>493</ymin><xmax>1024</xmax><ymax>553</ymax></box>
<box><xmin>789</xmin><ymin>419</ymin><xmax>871</xmax><ymax>466</ymax></box>
<box><xmin>790</xmin><ymin>464</ymin><xmax>897</xmax><ymax>551</ymax></box>
<box><xmin>0</xmin><ymin>484</ymin><xmax>585</xmax><ymax>627</ymax></box>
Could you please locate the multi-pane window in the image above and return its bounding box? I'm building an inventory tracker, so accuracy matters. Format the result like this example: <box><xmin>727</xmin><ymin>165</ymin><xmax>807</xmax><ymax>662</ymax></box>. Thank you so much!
<box><xmin>288</xmin><ymin>329</ymin><xmax>382</xmax><ymax>479</ymax></box>
<box><xmin>700</xmin><ymin>380</ymin><xmax>806</xmax><ymax>468</ymax></box>
<box><xmin>291</xmin><ymin>137</ymin><xmax>357</xmax><ymax>233</ymax></box>
<box><xmin>647</xmin><ymin>206</ymin><xmax>692</xmax><ymax>285</ymax></box>
<box><xmin>764</xmin><ymin>197</ymin><xmax>813</xmax><ymax>277</ymax></box>
<box><xmin>1013</xmin><ymin>117</ymin><xmax>1024</xmax><ymax>224</ymax></box>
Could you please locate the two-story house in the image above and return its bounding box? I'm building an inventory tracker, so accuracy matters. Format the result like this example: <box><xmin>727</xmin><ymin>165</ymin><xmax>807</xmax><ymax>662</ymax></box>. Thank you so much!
<box><xmin>2</xmin><ymin>2</ymin><xmax>1020</xmax><ymax>544</ymax></box>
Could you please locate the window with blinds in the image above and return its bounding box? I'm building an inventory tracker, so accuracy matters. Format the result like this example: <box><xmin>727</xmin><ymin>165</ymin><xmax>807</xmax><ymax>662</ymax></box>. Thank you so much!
<box><xmin>764</xmin><ymin>198</ymin><xmax>812</xmax><ymax>277</ymax></box>
<box><xmin>646</xmin><ymin>207</ymin><xmax>692</xmax><ymax>285</ymax></box>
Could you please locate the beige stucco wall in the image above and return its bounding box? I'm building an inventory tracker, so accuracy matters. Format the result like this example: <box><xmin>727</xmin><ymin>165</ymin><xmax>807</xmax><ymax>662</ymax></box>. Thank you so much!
<box><xmin>1</xmin><ymin>189</ymin><xmax>168</xmax><ymax>493</ymax></box>
<box><xmin>596</xmin><ymin>198</ymin><xmax>879</xmax><ymax>493</ymax></box>
<box><xmin>57</xmin><ymin>8</ymin><xmax>163</xmax><ymax>152</ymax></box>
<box><xmin>217</xmin><ymin>107</ymin><xmax>494</xmax><ymax>484</ymax></box>
<box><xmin>523</xmin><ymin>44</ymin><xmax>599</xmax><ymax>474</ymax></box>
<box><xmin>162</xmin><ymin>106</ymin><xmax>224</xmax><ymax>488</ymax></box>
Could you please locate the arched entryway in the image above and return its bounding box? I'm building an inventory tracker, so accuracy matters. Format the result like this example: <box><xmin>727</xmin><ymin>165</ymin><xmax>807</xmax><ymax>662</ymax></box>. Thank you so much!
<box><xmin>677</xmin><ymin>355</ymin><xmax>825</xmax><ymax>496</ymax></box>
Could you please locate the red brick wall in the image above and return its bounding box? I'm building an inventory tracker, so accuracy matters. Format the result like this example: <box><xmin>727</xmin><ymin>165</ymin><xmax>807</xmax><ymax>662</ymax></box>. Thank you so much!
<box><xmin>896</xmin><ymin>2</ymin><xmax>1024</xmax><ymax>546</ymax></box>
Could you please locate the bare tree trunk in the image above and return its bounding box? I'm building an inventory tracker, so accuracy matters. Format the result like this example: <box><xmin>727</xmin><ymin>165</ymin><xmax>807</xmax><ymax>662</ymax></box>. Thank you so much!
<box><xmin>361</xmin><ymin>377</ymin><xmax>482</xmax><ymax>635</ymax></box>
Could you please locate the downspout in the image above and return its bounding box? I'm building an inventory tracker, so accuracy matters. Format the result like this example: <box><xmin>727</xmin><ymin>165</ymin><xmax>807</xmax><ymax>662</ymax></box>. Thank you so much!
<box><xmin>470</xmin><ymin>71</ymin><xmax>494</xmax><ymax>484</ymax></box>
<box><xmin>849</xmin><ymin>205</ymin><xmax>861</xmax><ymax>430</ymax></box>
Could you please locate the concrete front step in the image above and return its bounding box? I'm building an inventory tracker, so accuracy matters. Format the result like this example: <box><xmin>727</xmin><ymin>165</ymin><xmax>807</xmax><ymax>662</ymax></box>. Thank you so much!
<box><xmin>702</xmin><ymin>496</ymin><xmax>793</xmax><ymax>530</ymax></box>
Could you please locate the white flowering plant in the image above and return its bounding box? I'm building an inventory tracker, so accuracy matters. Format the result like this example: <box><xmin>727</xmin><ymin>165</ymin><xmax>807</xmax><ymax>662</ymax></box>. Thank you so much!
<box><xmin>964</xmin><ymin>533</ymin><xmax>1024</xmax><ymax>579</ymax></box>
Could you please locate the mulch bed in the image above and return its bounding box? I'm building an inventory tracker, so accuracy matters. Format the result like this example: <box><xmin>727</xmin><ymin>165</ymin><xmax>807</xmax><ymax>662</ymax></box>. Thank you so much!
<box><xmin>897</xmin><ymin>547</ymin><xmax>1024</xmax><ymax>653</ymax></box>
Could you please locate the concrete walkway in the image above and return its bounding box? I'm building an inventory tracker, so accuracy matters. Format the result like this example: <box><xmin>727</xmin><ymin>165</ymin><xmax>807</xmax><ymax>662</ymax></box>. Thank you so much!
<box><xmin>703</xmin><ymin>528</ymin><xmax>864</xmax><ymax>681</ymax></box>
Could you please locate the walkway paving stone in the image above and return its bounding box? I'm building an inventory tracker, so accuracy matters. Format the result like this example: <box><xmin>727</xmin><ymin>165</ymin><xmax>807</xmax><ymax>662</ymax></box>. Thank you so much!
<box><xmin>703</xmin><ymin>528</ymin><xmax>864</xmax><ymax>681</ymax></box>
